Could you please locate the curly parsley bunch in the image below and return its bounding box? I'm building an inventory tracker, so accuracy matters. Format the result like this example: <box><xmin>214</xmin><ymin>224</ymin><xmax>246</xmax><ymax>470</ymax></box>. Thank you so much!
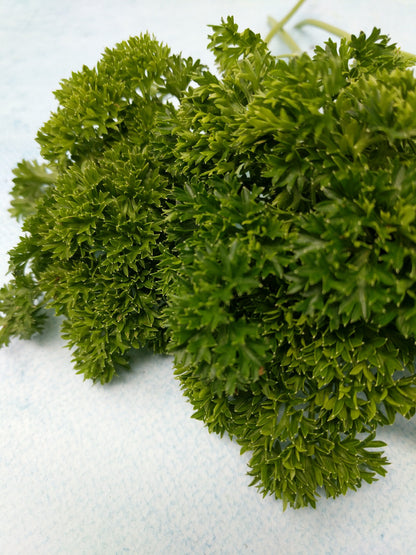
<box><xmin>1</xmin><ymin>16</ymin><xmax>416</xmax><ymax>509</ymax></box>
<box><xmin>163</xmin><ymin>20</ymin><xmax>416</xmax><ymax>508</ymax></box>
<box><xmin>0</xmin><ymin>33</ymin><xmax>202</xmax><ymax>382</ymax></box>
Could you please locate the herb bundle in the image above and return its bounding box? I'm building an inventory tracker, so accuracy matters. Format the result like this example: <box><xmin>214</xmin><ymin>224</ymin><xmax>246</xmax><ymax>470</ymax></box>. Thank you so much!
<box><xmin>1</xmin><ymin>11</ymin><xmax>416</xmax><ymax>509</ymax></box>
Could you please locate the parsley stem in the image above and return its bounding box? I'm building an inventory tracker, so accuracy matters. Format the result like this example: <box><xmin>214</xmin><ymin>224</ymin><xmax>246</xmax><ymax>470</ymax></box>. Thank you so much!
<box><xmin>295</xmin><ymin>18</ymin><xmax>351</xmax><ymax>40</ymax></box>
<box><xmin>295</xmin><ymin>18</ymin><xmax>416</xmax><ymax>63</ymax></box>
<box><xmin>276</xmin><ymin>28</ymin><xmax>302</xmax><ymax>54</ymax></box>
<box><xmin>265</xmin><ymin>0</ymin><xmax>307</xmax><ymax>43</ymax></box>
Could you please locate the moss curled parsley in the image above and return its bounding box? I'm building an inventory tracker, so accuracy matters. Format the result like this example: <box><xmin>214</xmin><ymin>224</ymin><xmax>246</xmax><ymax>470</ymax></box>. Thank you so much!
<box><xmin>1</xmin><ymin>14</ymin><xmax>416</xmax><ymax>509</ymax></box>
<box><xmin>1</xmin><ymin>34</ymin><xmax>203</xmax><ymax>382</ymax></box>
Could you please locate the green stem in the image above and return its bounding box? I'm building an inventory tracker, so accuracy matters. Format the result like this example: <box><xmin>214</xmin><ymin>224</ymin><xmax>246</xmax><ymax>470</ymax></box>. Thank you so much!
<box><xmin>277</xmin><ymin>29</ymin><xmax>302</xmax><ymax>54</ymax></box>
<box><xmin>295</xmin><ymin>18</ymin><xmax>416</xmax><ymax>64</ymax></box>
<box><xmin>295</xmin><ymin>18</ymin><xmax>351</xmax><ymax>40</ymax></box>
<box><xmin>265</xmin><ymin>0</ymin><xmax>307</xmax><ymax>43</ymax></box>
<box><xmin>275</xmin><ymin>53</ymin><xmax>300</xmax><ymax>59</ymax></box>
<box><xmin>267</xmin><ymin>3</ymin><xmax>416</xmax><ymax>67</ymax></box>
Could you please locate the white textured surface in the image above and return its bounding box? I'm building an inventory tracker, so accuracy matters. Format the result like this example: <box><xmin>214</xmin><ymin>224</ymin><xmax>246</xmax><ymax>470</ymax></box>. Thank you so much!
<box><xmin>1</xmin><ymin>1</ymin><xmax>416</xmax><ymax>553</ymax></box>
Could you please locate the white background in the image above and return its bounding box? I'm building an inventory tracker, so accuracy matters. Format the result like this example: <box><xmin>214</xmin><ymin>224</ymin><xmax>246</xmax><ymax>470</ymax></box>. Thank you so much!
<box><xmin>1</xmin><ymin>1</ymin><xmax>416</xmax><ymax>553</ymax></box>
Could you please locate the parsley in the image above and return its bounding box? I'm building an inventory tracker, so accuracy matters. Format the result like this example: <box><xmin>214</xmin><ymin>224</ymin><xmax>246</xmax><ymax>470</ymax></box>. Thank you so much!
<box><xmin>1</xmin><ymin>5</ymin><xmax>416</xmax><ymax>509</ymax></box>
<box><xmin>2</xmin><ymin>34</ymin><xmax>203</xmax><ymax>382</ymax></box>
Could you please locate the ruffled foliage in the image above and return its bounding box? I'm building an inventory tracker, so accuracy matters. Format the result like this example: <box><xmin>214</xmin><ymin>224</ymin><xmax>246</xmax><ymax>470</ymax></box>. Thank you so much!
<box><xmin>1</xmin><ymin>17</ymin><xmax>416</xmax><ymax>508</ymax></box>
<box><xmin>1</xmin><ymin>33</ymin><xmax>203</xmax><ymax>382</ymax></box>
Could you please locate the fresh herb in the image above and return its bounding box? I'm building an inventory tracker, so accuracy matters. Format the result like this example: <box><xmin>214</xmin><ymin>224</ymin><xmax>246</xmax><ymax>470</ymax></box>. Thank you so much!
<box><xmin>1</xmin><ymin>34</ymin><xmax>203</xmax><ymax>382</ymax></box>
<box><xmin>1</xmin><ymin>4</ymin><xmax>416</xmax><ymax>509</ymax></box>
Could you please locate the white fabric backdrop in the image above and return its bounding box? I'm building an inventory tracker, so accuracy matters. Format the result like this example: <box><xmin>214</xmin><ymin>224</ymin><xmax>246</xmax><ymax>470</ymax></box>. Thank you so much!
<box><xmin>1</xmin><ymin>1</ymin><xmax>416</xmax><ymax>553</ymax></box>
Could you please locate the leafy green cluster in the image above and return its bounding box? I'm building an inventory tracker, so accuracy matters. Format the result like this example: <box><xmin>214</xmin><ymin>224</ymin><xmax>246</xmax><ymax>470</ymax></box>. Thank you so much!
<box><xmin>1</xmin><ymin>18</ymin><xmax>416</xmax><ymax>509</ymax></box>
<box><xmin>163</xmin><ymin>23</ymin><xmax>416</xmax><ymax>509</ymax></box>
<box><xmin>1</xmin><ymin>33</ymin><xmax>203</xmax><ymax>382</ymax></box>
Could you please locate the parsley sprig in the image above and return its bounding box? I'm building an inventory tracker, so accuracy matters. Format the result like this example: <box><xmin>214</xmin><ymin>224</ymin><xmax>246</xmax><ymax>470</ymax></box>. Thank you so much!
<box><xmin>1</xmin><ymin>5</ymin><xmax>416</xmax><ymax>509</ymax></box>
